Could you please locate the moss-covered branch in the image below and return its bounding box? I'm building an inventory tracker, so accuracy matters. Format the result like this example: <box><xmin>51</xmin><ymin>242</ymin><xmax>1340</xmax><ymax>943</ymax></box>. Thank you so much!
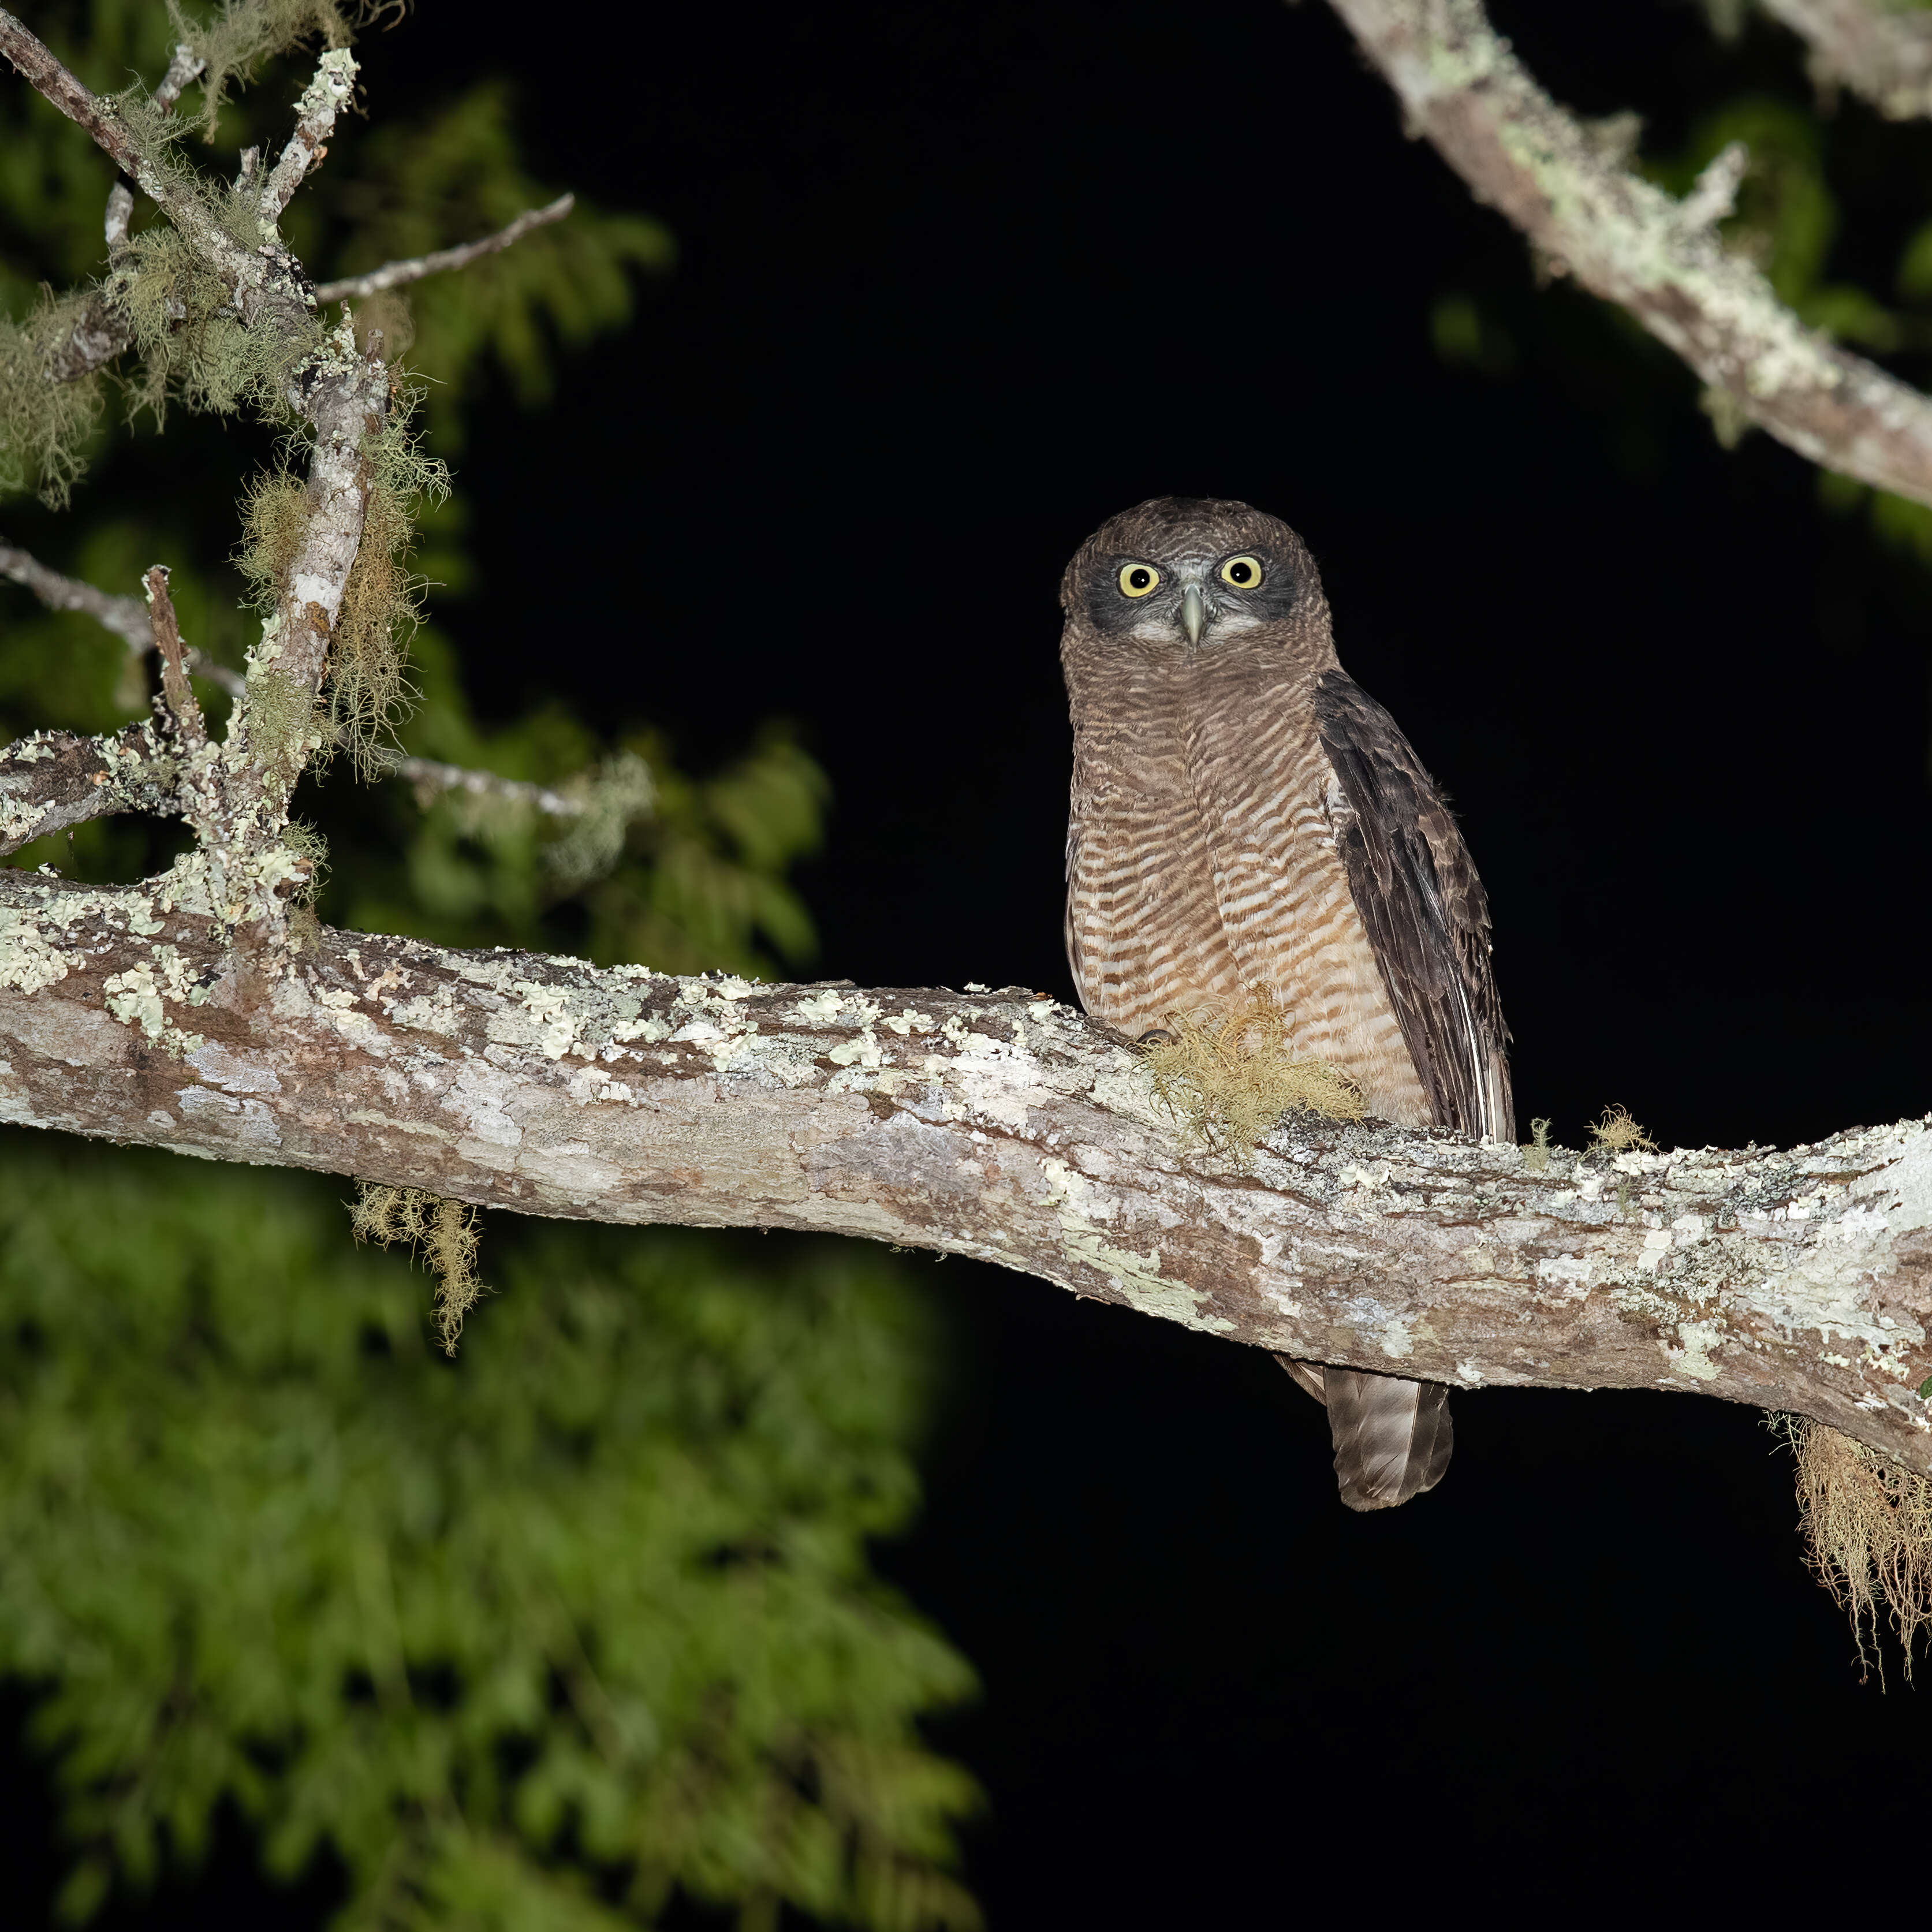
<box><xmin>0</xmin><ymin>866</ymin><xmax>1928</xmax><ymax>1472</ymax></box>
<box><xmin>1325</xmin><ymin>0</ymin><xmax>1932</xmax><ymax>506</ymax></box>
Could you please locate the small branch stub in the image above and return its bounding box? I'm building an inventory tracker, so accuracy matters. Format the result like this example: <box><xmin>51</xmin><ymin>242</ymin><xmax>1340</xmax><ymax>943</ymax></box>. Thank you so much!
<box><xmin>143</xmin><ymin>566</ymin><xmax>204</xmax><ymax>749</ymax></box>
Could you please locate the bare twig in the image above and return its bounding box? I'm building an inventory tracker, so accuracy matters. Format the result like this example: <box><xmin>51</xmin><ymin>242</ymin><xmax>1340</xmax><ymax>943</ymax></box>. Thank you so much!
<box><xmin>312</xmin><ymin>195</ymin><xmax>576</xmax><ymax>303</ymax></box>
<box><xmin>258</xmin><ymin>47</ymin><xmax>355</xmax><ymax>221</ymax></box>
<box><xmin>144</xmin><ymin>566</ymin><xmax>205</xmax><ymax>749</ymax></box>
<box><xmin>0</xmin><ymin>536</ymin><xmax>151</xmax><ymax>650</ymax></box>
<box><xmin>378</xmin><ymin>752</ymin><xmax>590</xmax><ymax>818</ymax></box>
<box><xmin>1761</xmin><ymin>0</ymin><xmax>1932</xmax><ymax>120</ymax></box>
<box><xmin>0</xmin><ymin>9</ymin><xmax>150</xmax><ymax>180</ymax></box>
<box><xmin>0</xmin><ymin>537</ymin><xmax>247</xmax><ymax>701</ymax></box>
<box><xmin>1325</xmin><ymin>0</ymin><xmax>1932</xmax><ymax>509</ymax></box>
<box><xmin>1679</xmin><ymin>140</ymin><xmax>1750</xmax><ymax>232</ymax></box>
<box><xmin>153</xmin><ymin>39</ymin><xmax>206</xmax><ymax>114</ymax></box>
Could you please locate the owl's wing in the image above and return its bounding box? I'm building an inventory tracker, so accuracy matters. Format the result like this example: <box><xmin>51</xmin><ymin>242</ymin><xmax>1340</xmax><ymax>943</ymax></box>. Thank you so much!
<box><xmin>1312</xmin><ymin>668</ymin><xmax>1513</xmax><ymax>1141</ymax></box>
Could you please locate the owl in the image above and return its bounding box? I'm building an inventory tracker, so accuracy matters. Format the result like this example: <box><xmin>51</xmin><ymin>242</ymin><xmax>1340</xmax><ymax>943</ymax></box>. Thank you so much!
<box><xmin>1060</xmin><ymin>497</ymin><xmax>1513</xmax><ymax>1510</ymax></box>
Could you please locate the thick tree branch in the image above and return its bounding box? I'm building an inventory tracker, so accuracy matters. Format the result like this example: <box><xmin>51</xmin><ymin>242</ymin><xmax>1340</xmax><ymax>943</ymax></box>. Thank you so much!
<box><xmin>0</xmin><ymin>868</ymin><xmax>1927</xmax><ymax>1469</ymax></box>
<box><xmin>312</xmin><ymin>196</ymin><xmax>576</xmax><ymax>303</ymax></box>
<box><xmin>1761</xmin><ymin>0</ymin><xmax>1932</xmax><ymax>120</ymax></box>
<box><xmin>1325</xmin><ymin>0</ymin><xmax>1932</xmax><ymax>507</ymax></box>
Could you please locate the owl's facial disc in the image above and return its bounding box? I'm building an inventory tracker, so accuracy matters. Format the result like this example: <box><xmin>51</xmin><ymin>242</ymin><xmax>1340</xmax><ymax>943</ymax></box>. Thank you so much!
<box><xmin>1088</xmin><ymin>537</ymin><xmax>1296</xmax><ymax>647</ymax></box>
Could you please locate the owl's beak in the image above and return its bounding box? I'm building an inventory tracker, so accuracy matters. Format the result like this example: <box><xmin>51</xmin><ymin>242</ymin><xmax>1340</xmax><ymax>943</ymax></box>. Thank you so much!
<box><xmin>1180</xmin><ymin>583</ymin><xmax>1206</xmax><ymax>648</ymax></box>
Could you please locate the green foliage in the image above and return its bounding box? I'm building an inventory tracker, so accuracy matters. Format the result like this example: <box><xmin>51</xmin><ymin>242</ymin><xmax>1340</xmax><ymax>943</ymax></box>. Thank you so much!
<box><xmin>311</xmin><ymin>82</ymin><xmax>674</xmax><ymax>444</ymax></box>
<box><xmin>0</xmin><ymin>1141</ymin><xmax>979</xmax><ymax>1929</ymax></box>
<box><xmin>326</xmin><ymin>628</ymin><xmax>827</xmax><ymax>978</ymax></box>
<box><xmin>0</xmin><ymin>8</ymin><xmax>960</xmax><ymax>1927</ymax></box>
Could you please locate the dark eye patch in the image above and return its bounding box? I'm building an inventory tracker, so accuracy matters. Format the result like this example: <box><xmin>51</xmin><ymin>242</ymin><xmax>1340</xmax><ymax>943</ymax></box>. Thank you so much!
<box><xmin>1085</xmin><ymin>556</ymin><xmax>1176</xmax><ymax>632</ymax></box>
<box><xmin>1225</xmin><ymin>552</ymin><xmax>1301</xmax><ymax>618</ymax></box>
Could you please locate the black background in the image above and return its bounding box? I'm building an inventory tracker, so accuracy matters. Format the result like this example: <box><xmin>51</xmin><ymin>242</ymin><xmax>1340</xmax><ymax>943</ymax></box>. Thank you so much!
<box><xmin>25</xmin><ymin>0</ymin><xmax>1932</xmax><ymax>1920</ymax></box>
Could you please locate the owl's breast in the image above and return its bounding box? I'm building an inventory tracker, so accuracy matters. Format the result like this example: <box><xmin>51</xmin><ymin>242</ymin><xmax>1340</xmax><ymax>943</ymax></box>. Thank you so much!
<box><xmin>1064</xmin><ymin>658</ymin><xmax>1428</xmax><ymax>1125</ymax></box>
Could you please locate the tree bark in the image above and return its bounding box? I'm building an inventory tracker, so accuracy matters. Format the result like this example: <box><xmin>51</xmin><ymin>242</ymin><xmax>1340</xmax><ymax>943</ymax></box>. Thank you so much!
<box><xmin>3</xmin><ymin>868</ymin><xmax>1928</xmax><ymax>1468</ymax></box>
<box><xmin>1325</xmin><ymin>0</ymin><xmax>1932</xmax><ymax>509</ymax></box>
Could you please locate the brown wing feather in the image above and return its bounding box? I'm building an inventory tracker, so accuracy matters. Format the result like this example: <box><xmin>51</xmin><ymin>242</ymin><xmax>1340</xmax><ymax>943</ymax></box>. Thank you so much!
<box><xmin>1312</xmin><ymin>669</ymin><xmax>1514</xmax><ymax>1142</ymax></box>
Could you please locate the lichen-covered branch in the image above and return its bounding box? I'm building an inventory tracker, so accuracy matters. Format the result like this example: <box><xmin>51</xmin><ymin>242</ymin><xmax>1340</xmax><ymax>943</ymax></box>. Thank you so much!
<box><xmin>0</xmin><ymin>21</ymin><xmax>405</xmax><ymax>921</ymax></box>
<box><xmin>0</xmin><ymin>866</ymin><xmax>1927</xmax><ymax>1469</ymax></box>
<box><xmin>0</xmin><ymin>726</ymin><xmax>176</xmax><ymax>854</ymax></box>
<box><xmin>1761</xmin><ymin>0</ymin><xmax>1932</xmax><ymax>121</ymax></box>
<box><xmin>1325</xmin><ymin>0</ymin><xmax>1932</xmax><ymax>507</ymax></box>
<box><xmin>0</xmin><ymin>11</ymin><xmax>258</xmax><ymax>295</ymax></box>
<box><xmin>312</xmin><ymin>195</ymin><xmax>576</xmax><ymax>303</ymax></box>
<box><xmin>256</xmin><ymin>46</ymin><xmax>353</xmax><ymax>221</ymax></box>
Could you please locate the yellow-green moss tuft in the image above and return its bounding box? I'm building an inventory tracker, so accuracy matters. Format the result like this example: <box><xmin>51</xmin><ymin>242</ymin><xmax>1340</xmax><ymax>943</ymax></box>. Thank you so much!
<box><xmin>1143</xmin><ymin>990</ymin><xmax>1364</xmax><ymax>1166</ymax></box>
<box><xmin>1587</xmin><ymin>1103</ymin><xmax>1657</xmax><ymax>1154</ymax></box>
<box><xmin>280</xmin><ymin>817</ymin><xmax>328</xmax><ymax>905</ymax></box>
<box><xmin>234</xmin><ymin>464</ymin><xmax>311</xmax><ymax>607</ymax></box>
<box><xmin>1782</xmin><ymin>1415</ymin><xmax>1932</xmax><ymax>1687</ymax></box>
<box><xmin>327</xmin><ymin>474</ymin><xmax>419</xmax><ymax>777</ymax></box>
<box><xmin>120</xmin><ymin>225</ymin><xmax>317</xmax><ymax>427</ymax></box>
<box><xmin>350</xmin><ymin>1181</ymin><xmax>487</xmax><ymax>1355</ymax></box>
<box><xmin>1523</xmin><ymin>1116</ymin><xmax>1554</xmax><ymax>1173</ymax></box>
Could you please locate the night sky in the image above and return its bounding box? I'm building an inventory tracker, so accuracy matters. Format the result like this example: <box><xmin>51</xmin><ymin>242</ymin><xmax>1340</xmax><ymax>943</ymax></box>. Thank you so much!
<box><xmin>39</xmin><ymin>0</ymin><xmax>1932</xmax><ymax>1920</ymax></box>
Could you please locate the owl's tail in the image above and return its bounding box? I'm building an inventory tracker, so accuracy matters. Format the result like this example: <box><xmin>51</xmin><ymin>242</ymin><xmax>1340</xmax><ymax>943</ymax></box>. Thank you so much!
<box><xmin>1274</xmin><ymin>1358</ymin><xmax>1453</xmax><ymax>1511</ymax></box>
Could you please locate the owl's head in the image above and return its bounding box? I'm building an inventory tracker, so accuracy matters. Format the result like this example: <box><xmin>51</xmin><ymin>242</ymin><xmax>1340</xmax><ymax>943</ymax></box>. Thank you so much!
<box><xmin>1059</xmin><ymin>496</ymin><xmax>1328</xmax><ymax>656</ymax></box>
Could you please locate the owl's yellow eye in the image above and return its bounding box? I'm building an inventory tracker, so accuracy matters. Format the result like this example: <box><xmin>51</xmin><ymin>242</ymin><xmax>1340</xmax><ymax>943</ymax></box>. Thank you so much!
<box><xmin>1117</xmin><ymin>562</ymin><xmax>1161</xmax><ymax>598</ymax></box>
<box><xmin>1219</xmin><ymin>554</ymin><xmax>1263</xmax><ymax>589</ymax></box>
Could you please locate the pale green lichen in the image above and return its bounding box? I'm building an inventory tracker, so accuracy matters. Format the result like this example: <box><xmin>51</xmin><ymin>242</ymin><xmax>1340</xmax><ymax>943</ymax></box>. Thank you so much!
<box><xmin>165</xmin><ymin>0</ymin><xmax>374</xmax><ymax>140</ymax></box>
